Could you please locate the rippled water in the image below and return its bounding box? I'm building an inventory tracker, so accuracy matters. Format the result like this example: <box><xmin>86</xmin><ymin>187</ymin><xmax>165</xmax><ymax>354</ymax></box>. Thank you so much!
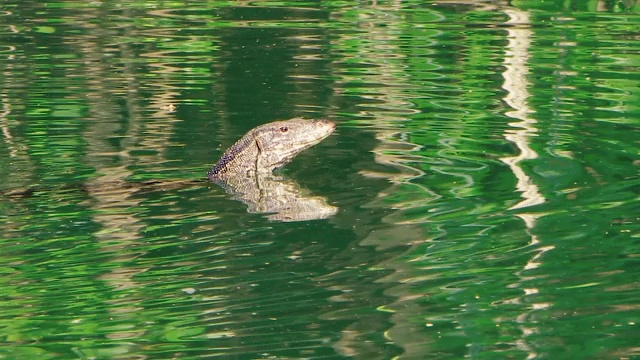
<box><xmin>1</xmin><ymin>1</ymin><xmax>639</xmax><ymax>359</ymax></box>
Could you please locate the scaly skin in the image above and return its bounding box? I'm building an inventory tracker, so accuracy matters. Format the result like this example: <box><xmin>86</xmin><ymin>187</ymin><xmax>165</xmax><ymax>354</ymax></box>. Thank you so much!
<box><xmin>208</xmin><ymin>118</ymin><xmax>335</xmax><ymax>180</ymax></box>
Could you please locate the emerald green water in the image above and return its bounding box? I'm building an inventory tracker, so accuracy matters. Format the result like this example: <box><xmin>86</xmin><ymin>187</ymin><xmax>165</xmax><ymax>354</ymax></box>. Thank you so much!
<box><xmin>1</xmin><ymin>1</ymin><xmax>638</xmax><ymax>359</ymax></box>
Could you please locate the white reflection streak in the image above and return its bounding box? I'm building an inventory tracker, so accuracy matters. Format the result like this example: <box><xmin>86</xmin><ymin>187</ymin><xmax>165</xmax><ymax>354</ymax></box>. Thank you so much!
<box><xmin>0</xmin><ymin>94</ymin><xmax>15</xmax><ymax>158</ymax></box>
<box><xmin>1</xmin><ymin>23</ymin><xmax>18</xmax><ymax>153</ymax></box>
<box><xmin>501</xmin><ymin>8</ymin><xmax>553</xmax><ymax>360</ymax></box>
<box><xmin>1</xmin><ymin>40</ymin><xmax>18</xmax><ymax>158</ymax></box>
<box><xmin>501</xmin><ymin>10</ymin><xmax>544</xmax><ymax>213</ymax></box>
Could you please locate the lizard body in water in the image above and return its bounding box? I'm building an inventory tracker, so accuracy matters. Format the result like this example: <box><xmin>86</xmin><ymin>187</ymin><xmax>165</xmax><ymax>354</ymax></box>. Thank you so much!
<box><xmin>4</xmin><ymin>118</ymin><xmax>337</xmax><ymax>221</ymax></box>
<box><xmin>206</xmin><ymin>118</ymin><xmax>337</xmax><ymax>221</ymax></box>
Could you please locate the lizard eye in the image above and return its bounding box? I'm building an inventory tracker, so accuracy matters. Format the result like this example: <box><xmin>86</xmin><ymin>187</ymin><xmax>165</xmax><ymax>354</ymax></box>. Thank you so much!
<box><xmin>279</xmin><ymin>126</ymin><xmax>288</xmax><ymax>133</ymax></box>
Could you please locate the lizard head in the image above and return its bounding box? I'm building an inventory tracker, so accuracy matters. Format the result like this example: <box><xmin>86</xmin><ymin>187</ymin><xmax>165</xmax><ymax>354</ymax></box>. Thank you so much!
<box><xmin>253</xmin><ymin>118</ymin><xmax>335</xmax><ymax>172</ymax></box>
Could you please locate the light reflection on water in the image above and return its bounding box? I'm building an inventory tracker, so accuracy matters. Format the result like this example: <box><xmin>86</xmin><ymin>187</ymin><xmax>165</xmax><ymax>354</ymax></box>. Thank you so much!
<box><xmin>0</xmin><ymin>1</ymin><xmax>639</xmax><ymax>359</ymax></box>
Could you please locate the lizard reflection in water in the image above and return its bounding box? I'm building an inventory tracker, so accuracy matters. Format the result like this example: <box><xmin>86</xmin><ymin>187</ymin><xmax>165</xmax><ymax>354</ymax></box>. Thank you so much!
<box><xmin>208</xmin><ymin>118</ymin><xmax>337</xmax><ymax>222</ymax></box>
<box><xmin>4</xmin><ymin>118</ymin><xmax>337</xmax><ymax>222</ymax></box>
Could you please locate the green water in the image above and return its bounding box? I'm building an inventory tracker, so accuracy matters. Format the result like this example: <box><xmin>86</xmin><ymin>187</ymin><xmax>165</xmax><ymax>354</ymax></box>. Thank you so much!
<box><xmin>1</xmin><ymin>1</ymin><xmax>638</xmax><ymax>359</ymax></box>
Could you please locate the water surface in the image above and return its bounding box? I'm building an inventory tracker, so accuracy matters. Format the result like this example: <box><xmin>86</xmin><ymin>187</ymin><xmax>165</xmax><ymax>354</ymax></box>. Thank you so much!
<box><xmin>1</xmin><ymin>1</ymin><xmax>639</xmax><ymax>359</ymax></box>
